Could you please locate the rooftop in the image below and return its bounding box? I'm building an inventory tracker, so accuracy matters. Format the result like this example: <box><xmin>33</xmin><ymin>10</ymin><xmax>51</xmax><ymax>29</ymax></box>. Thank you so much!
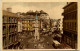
<box><xmin>3</xmin><ymin>10</ymin><xmax>18</xmax><ymax>17</ymax></box>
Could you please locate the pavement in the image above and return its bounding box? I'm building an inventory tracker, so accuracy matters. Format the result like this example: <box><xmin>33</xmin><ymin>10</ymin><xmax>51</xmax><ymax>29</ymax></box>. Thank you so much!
<box><xmin>26</xmin><ymin>35</ymin><xmax>54</xmax><ymax>49</ymax></box>
<box><xmin>18</xmin><ymin>32</ymin><xmax>72</xmax><ymax>49</ymax></box>
<box><xmin>61</xmin><ymin>43</ymin><xmax>72</xmax><ymax>49</ymax></box>
<box><xmin>18</xmin><ymin>32</ymin><xmax>54</xmax><ymax>49</ymax></box>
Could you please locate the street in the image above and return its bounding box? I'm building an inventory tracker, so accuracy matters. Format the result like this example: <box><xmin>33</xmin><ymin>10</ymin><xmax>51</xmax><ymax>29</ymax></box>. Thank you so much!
<box><xmin>18</xmin><ymin>32</ymin><xmax>54</xmax><ymax>49</ymax></box>
<box><xmin>18</xmin><ymin>32</ymin><xmax>72</xmax><ymax>49</ymax></box>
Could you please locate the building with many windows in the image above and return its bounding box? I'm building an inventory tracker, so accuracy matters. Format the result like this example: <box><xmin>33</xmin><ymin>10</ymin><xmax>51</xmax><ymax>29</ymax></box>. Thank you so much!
<box><xmin>22</xmin><ymin>10</ymin><xmax>48</xmax><ymax>35</ymax></box>
<box><xmin>3</xmin><ymin>9</ymin><xmax>20</xmax><ymax>49</ymax></box>
<box><xmin>39</xmin><ymin>10</ymin><xmax>49</xmax><ymax>31</ymax></box>
<box><xmin>62</xmin><ymin>2</ymin><xmax>77</xmax><ymax>49</ymax></box>
<box><xmin>22</xmin><ymin>15</ymin><xmax>35</xmax><ymax>35</ymax></box>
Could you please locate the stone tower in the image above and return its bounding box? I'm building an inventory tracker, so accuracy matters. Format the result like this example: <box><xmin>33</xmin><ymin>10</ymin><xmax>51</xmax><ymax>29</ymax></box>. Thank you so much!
<box><xmin>34</xmin><ymin>14</ymin><xmax>39</xmax><ymax>40</ymax></box>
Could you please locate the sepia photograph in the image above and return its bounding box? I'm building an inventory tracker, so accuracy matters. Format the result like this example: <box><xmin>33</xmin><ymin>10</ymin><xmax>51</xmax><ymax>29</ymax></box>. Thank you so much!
<box><xmin>2</xmin><ymin>50</ymin><xmax>80</xmax><ymax>51</ymax></box>
<box><xmin>2</xmin><ymin>2</ymin><xmax>77</xmax><ymax>49</ymax></box>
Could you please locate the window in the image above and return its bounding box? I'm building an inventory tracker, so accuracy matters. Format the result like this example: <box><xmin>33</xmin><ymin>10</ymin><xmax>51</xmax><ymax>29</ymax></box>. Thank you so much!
<box><xmin>9</xmin><ymin>17</ymin><xmax>11</xmax><ymax>23</ymax></box>
<box><xmin>75</xmin><ymin>22</ymin><xmax>77</xmax><ymax>30</ymax></box>
<box><xmin>12</xmin><ymin>18</ymin><xmax>14</xmax><ymax>23</ymax></box>
<box><xmin>11</xmin><ymin>18</ymin><xmax>13</xmax><ymax>23</ymax></box>
<box><xmin>12</xmin><ymin>35</ymin><xmax>14</xmax><ymax>42</ymax></box>
<box><xmin>15</xmin><ymin>25</ymin><xmax>17</xmax><ymax>31</ymax></box>
<box><xmin>9</xmin><ymin>26</ymin><xmax>11</xmax><ymax>32</ymax></box>
<box><xmin>3</xmin><ymin>16</ymin><xmax>4</xmax><ymax>23</ymax></box>
<box><xmin>3</xmin><ymin>37</ymin><xmax>6</xmax><ymax>47</ymax></box>
<box><xmin>71</xmin><ymin>22</ymin><xmax>72</xmax><ymax>30</ymax></box>
<box><xmin>5</xmin><ymin>17</ymin><xmax>7</xmax><ymax>23</ymax></box>
<box><xmin>3</xmin><ymin>26</ymin><xmax>6</xmax><ymax>34</ymax></box>
<box><xmin>12</xmin><ymin>25</ymin><xmax>14</xmax><ymax>32</ymax></box>
<box><xmin>74</xmin><ymin>12</ymin><xmax>77</xmax><ymax>19</ymax></box>
<box><xmin>9</xmin><ymin>36</ymin><xmax>12</xmax><ymax>43</ymax></box>
<box><xmin>73</xmin><ymin>13</ymin><xmax>75</xmax><ymax>20</ymax></box>
<box><xmin>3</xmin><ymin>27</ymin><xmax>4</xmax><ymax>34</ymax></box>
<box><xmin>73</xmin><ymin>13</ymin><xmax>75</xmax><ymax>19</ymax></box>
<box><xmin>13</xmin><ymin>18</ymin><xmax>15</xmax><ymax>23</ymax></box>
<box><xmin>66</xmin><ymin>22</ymin><xmax>68</xmax><ymax>29</ymax></box>
<box><xmin>72</xmin><ymin>22</ymin><xmax>73</xmax><ymax>30</ymax></box>
<box><xmin>15</xmin><ymin>35</ymin><xmax>16</xmax><ymax>41</ymax></box>
<box><xmin>70</xmin><ymin>22</ymin><xmax>71</xmax><ymax>29</ymax></box>
<box><xmin>15</xmin><ymin>18</ymin><xmax>17</xmax><ymax>23</ymax></box>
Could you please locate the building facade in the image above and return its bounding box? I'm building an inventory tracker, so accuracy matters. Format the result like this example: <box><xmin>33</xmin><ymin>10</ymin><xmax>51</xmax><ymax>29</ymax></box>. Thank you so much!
<box><xmin>59</xmin><ymin>18</ymin><xmax>63</xmax><ymax>34</ymax></box>
<box><xmin>22</xmin><ymin>10</ymin><xmax>48</xmax><ymax>34</ymax></box>
<box><xmin>56</xmin><ymin>19</ymin><xmax>63</xmax><ymax>34</ymax></box>
<box><xmin>22</xmin><ymin>15</ymin><xmax>35</xmax><ymax>35</ymax></box>
<box><xmin>3</xmin><ymin>10</ymin><xmax>20</xmax><ymax>49</ymax></box>
<box><xmin>17</xmin><ymin>12</ymin><xmax>23</xmax><ymax>34</ymax></box>
<box><xmin>62</xmin><ymin>2</ymin><xmax>77</xmax><ymax>49</ymax></box>
<box><xmin>18</xmin><ymin>17</ymin><xmax>22</xmax><ymax>33</ymax></box>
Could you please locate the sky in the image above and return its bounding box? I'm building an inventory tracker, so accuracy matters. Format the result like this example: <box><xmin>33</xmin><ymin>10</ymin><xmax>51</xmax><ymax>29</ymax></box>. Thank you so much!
<box><xmin>3</xmin><ymin>2</ymin><xmax>67</xmax><ymax>19</ymax></box>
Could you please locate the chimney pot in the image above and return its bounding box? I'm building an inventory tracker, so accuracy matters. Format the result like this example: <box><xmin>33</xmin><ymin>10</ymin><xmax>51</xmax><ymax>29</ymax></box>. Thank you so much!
<box><xmin>7</xmin><ymin>7</ymin><xmax>12</xmax><ymax>12</ymax></box>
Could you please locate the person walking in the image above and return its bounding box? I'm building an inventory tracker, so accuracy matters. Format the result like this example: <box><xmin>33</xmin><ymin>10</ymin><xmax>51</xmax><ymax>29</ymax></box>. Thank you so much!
<box><xmin>43</xmin><ymin>43</ymin><xmax>45</xmax><ymax>47</ymax></box>
<box><xmin>47</xmin><ymin>42</ymin><xmax>49</xmax><ymax>46</ymax></box>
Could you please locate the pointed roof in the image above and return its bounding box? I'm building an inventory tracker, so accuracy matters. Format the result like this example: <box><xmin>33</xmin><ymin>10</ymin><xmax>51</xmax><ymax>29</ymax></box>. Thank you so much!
<box><xmin>40</xmin><ymin>10</ymin><xmax>47</xmax><ymax>14</ymax></box>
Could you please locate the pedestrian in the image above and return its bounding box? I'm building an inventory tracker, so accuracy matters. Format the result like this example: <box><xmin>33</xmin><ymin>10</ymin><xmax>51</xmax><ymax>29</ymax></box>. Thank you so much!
<box><xmin>27</xmin><ymin>44</ymin><xmax>28</xmax><ymax>48</ymax></box>
<box><xmin>34</xmin><ymin>45</ymin><xmax>36</xmax><ymax>48</ymax></box>
<box><xmin>47</xmin><ymin>42</ymin><xmax>49</xmax><ymax>46</ymax></box>
<box><xmin>43</xmin><ymin>43</ymin><xmax>45</xmax><ymax>47</ymax></box>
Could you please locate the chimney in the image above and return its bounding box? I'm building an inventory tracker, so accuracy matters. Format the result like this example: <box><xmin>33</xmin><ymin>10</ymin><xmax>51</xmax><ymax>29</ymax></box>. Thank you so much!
<box><xmin>67</xmin><ymin>2</ymin><xmax>68</xmax><ymax>4</ymax></box>
<box><xmin>17</xmin><ymin>12</ymin><xmax>21</xmax><ymax>17</ymax></box>
<box><xmin>67</xmin><ymin>2</ymin><xmax>71</xmax><ymax>5</ymax></box>
<box><xmin>7</xmin><ymin>7</ymin><xmax>12</xmax><ymax>12</ymax></box>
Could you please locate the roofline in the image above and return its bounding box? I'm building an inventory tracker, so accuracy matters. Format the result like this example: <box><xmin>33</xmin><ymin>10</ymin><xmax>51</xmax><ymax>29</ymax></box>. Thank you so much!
<box><xmin>63</xmin><ymin>2</ymin><xmax>76</xmax><ymax>9</ymax></box>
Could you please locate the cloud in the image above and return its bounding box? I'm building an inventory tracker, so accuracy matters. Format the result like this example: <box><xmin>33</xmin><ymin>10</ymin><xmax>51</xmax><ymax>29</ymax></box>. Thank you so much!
<box><xmin>3</xmin><ymin>2</ymin><xmax>66</xmax><ymax>19</ymax></box>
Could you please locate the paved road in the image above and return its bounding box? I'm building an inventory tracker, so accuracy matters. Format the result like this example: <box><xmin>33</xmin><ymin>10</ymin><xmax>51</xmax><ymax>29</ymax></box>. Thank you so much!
<box><xmin>18</xmin><ymin>32</ymin><xmax>72</xmax><ymax>49</ymax></box>
<box><xmin>18</xmin><ymin>32</ymin><xmax>54</xmax><ymax>49</ymax></box>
